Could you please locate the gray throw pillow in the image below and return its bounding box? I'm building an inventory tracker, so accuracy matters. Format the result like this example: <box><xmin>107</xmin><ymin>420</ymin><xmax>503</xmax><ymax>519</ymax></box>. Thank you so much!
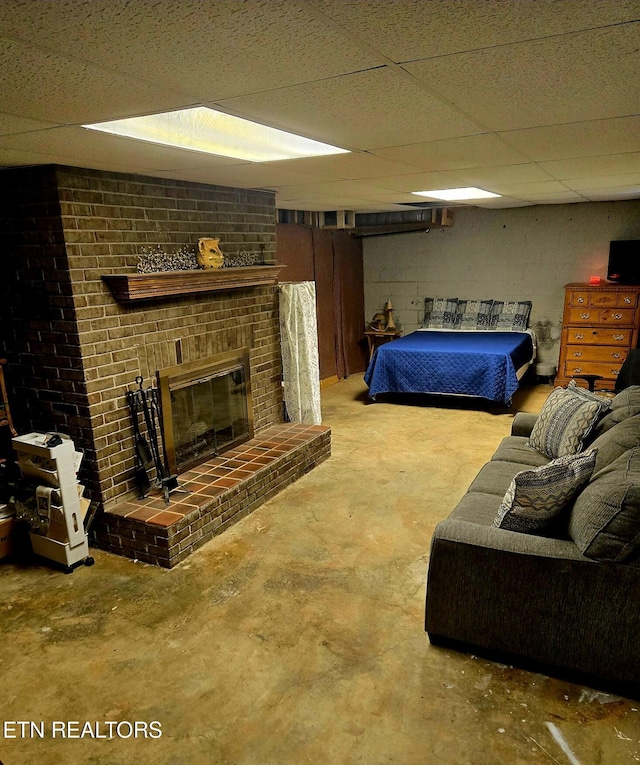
<box><xmin>569</xmin><ymin>447</ymin><xmax>640</xmax><ymax>562</ymax></box>
<box><xmin>589</xmin><ymin>414</ymin><xmax>640</xmax><ymax>474</ymax></box>
<box><xmin>493</xmin><ymin>450</ymin><xmax>597</xmax><ymax>533</ymax></box>
<box><xmin>528</xmin><ymin>385</ymin><xmax>609</xmax><ymax>459</ymax></box>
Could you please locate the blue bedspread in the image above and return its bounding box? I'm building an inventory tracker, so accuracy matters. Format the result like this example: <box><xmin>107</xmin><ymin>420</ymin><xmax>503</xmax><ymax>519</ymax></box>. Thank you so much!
<box><xmin>364</xmin><ymin>330</ymin><xmax>534</xmax><ymax>404</ymax></box>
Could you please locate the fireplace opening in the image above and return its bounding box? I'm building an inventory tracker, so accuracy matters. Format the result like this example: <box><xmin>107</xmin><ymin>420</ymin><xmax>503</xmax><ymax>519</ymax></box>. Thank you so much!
<box><xmin>157</xmin><ymin>349</ymin><xmax>253</xmax><ymax>475</ymax></box>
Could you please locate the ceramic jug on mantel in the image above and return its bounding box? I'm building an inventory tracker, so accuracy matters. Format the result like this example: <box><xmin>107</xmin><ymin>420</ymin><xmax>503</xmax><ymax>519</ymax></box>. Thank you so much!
<box><xmin>197</xmin><ymin>237</ymin><xmax>224</xmax><ymax>269</ymax></box>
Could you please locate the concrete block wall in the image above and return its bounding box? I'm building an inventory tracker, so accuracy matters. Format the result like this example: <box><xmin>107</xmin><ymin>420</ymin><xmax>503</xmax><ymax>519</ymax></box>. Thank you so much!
<box><xmin>0</xmin><ymin>165</ymin><xmax>282</xmax><ymax>509</ymax></box>
<box><xmin>364</xmin><ymin>200</ymin><xmax>640</xmax><ymax>366</ymax></box>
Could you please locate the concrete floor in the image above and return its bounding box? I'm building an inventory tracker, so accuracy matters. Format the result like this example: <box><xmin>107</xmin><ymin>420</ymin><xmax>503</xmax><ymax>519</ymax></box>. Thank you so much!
<box><xmin>2</xmin><ymin>376</ymin><xmax>640</xmax><ymax>764</ymax></box>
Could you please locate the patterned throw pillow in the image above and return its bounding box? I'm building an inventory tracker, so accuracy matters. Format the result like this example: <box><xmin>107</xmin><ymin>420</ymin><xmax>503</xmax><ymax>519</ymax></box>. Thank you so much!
<box><xmin>490</xmin><ymin>300</ymin><xmax>532</xmax><ymax>331</ymax></box>
<box><xmin>422</xmin><ymin>297</ymin><xmax>458</xmax><ymax>329</ymax></box>
<box><xmin>528</xmin><ymin>385</ymin><xmax>609</xmax><ymax>459</ymax></box>
<box><xmin>456</xmin><ymin>299</ymin><xmax>494</xmax><ymax>330</ymax></box>
<box><xmin>493</xmin><ymin>450</ymin><xmax>597</xmax><ymax>533</ymax></box>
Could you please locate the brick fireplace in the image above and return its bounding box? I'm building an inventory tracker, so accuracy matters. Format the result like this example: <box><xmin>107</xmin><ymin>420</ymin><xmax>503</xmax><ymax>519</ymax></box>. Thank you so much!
<box><xmin>0</xmin><ymin>165</ymin><xmax>330</xmax><ymax>566</ymax></box>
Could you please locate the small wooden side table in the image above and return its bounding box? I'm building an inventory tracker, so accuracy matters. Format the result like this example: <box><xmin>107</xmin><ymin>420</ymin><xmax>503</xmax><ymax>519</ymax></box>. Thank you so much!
<box><xmin>0</xmin><ymin>359</ymin><xmax>16</xmax><ymax>437</ymax></box>
<box><xmin>365</xmin><ymin>329</ymin><xmax>402</xmax><ymax>362</ymax></box>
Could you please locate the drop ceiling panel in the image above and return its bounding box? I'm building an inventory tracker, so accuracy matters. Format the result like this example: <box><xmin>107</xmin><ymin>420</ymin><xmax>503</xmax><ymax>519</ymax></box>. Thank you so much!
<box><xmin>540</xmin><ymin>154</ymin><xmax>640</xmax><ymax>181</ymax></box>
<box><xmin>151</xmin><ymin>163</ymin><xmax>339</xmax><ymax>189</ymax></box>
<box><xmin>274</xmin><ymin>194</ymin><xmax>409</xmax><ymax>212</ymax></box>
<box><xmin>511</xmin><ymin>191</ymin><xmax>586</xmax><ymax>203</ymax></box>
<box><xmin>0</xmin><ymin>112</ymin><xmax>62</xmax><ymax>136</ymax></box>
<box><xmin>489</xmin><ymin>180</ymin><xmax>571</xmax><ymax>196</ymax></box>
<box><xmin>0</xmin><ymin>0</ymin><xmax>381</xmax><ymax>101</ymax></box>
<box><xmin>217</xmin><ymin>68</ymin><xmax>485</xmax><ymax>150</ymax></box>
<box><xmin>365</xmin><ymin>172</ymin><xmax>464</xmax><ymax>193</ymax></box>
<box><xmin>270</xmin><ymin>179</ymin><xmax>405</xmax><ymax>198</ymax></box>
<box><xmin>473</xmin><ymin>198</ymin><xmax>533</xmax><ymax>209</ymax></box>
<box><xmin>267</xmin><ymin>152</ymin><xmax>418</xmax><ymax>180</ymax></box>
<box><xmin>499</xmin><ymin>116</ymin><xmax>640</xmax><ymax>162</ymax></box>
<box><xmin>0</xmin><ymin>37</ymin><xmax>194</xmax><ymax>124</ymax></box>
<box><xmin>0</xmin><ymin>126</ymin><xmax>249</xmax><ymax>171</ymax></box>
<box><xmin>404</xmin><ymin>24</ymin><xmax>640</xmax><ymax>131</ymax></box>
<box><xmin>562</xmin><ymin>173</ymin><xmax>640</xmax><ymax>191</ymax></box>
<box><xmin>441</xmin><ymin>164</ymin><xmax>556</xmax><ymax>188</ymax></box>
<box><xmin>583</xmin><ymin>188</ymin><xmax>640</xmax><ymax>201</ymax></box>
<box><xmin>374</xmin><ymin>134</ymin><xmax>531</xmax><ymax>171</ymax></box>
<box><xmin>0</xmin><ymin>1</ymin><xmax>639</xmax><ymax>212</ymax></box>
<box><xmin>309</xmin><ymin>0</ymin><xmax>640</xmax><ymax>62</ymax></box>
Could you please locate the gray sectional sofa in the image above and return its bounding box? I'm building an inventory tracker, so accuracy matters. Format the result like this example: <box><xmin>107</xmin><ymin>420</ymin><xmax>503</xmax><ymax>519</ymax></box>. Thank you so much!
<box><xmin>425</xmin><ymin>384</ymin><xmax>640</xmax><ymax>696</ymax></box>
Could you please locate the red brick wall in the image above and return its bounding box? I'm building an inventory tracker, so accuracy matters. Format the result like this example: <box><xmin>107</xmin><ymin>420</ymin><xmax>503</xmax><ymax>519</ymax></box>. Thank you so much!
<box><xmin>0</xmin><ymin>165</ymin><xmax>282</xmax><ymax>509</ymax></box>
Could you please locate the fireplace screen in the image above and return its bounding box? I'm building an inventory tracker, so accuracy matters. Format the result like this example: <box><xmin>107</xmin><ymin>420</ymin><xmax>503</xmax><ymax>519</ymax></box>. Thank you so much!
<box><xmin>157</xmin><ymin>350</ymin><xmax>253</xmax><ymax>474</ymax></box>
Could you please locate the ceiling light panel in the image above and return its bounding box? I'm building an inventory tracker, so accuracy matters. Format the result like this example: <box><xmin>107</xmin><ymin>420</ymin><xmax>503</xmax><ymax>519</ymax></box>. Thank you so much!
<box><xmin>412</xmin><ymin>187</ymin><xmax>501</xmax><ymax>201</ymax></box>
<box><xmin>84</xmin><ymin>107</ymin><xmax>349</xmax><ymax>162</ymax></box>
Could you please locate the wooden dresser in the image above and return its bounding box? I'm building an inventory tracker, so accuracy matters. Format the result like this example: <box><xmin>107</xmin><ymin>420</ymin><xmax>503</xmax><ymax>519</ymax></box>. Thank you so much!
<box><xmin>556</xmin><ymin>283</ymin><xmax>640</xmax><ymax>390</ymax></box>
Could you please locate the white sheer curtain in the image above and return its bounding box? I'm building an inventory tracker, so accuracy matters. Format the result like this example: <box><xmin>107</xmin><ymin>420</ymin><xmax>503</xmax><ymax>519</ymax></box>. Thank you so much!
<box><xmin>279</xmin><ymin>281</ymin><xmax>322</xmax><ymax>425</ymax></box>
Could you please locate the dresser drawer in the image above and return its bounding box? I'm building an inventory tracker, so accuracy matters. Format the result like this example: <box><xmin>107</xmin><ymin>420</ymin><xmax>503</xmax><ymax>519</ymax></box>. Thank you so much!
<box><xmin>565</xmin><ymin>345</ymin><xmax>628</xmax><ymax>363</ymax></box>
<box><xmin>567</xmin><ymin>307</ymin><xmax>636</xmax><ymax>325</ymax></box>
<box><xmin>563</xmin><ymin>360</ymin><xmax>624</xmax><ymax>379</ymax></box>
<box><xmin>565</xmin><ymin>327</ymin><xmax>632</xmax><ymax>346</ymax></box>
<box><xmin>569</xmin><ymin>290</ymin><xmax>639</xmax><ymax>308</ymax></box>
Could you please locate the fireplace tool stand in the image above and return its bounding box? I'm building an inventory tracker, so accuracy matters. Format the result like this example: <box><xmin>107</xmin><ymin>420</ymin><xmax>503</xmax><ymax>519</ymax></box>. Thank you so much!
<box><xmin>130</xmin><ymin>376</ymin><xmax>187</xmax><ymax>505</ymax></box>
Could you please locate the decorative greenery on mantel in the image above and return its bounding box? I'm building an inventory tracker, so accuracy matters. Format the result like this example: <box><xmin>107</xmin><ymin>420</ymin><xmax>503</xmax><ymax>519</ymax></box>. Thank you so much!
<box><xmin>102</xmin><ymin>264</ymin><xmax>285</xmax><ymax>303</ymax></box>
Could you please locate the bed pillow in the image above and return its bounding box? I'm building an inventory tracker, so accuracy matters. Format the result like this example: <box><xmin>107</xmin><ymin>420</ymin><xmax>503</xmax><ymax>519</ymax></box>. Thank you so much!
<box><xmin>490</xmin><ymin>300</ymin><xmax>532</xmax><ymax>331</ymax></box>
<box><xmin>568</xmin><ymin>447</ymin><xmax>640</xmax><ymax>562</ymax></box>
<box><xmin>493</xmin><ymin>450</ymin><xmax>597</xmax><ymax>533</ymax></box>
<box><xmin>528</xmin><ymin>385</ymin><xmax>609</xmax><ymax>459</ymax></box>
<box><xmin>455</xmin><ymin>299</ymin><xmax>494</xmax><ymax>330</ymax></box>
<box><xmin>422</xmin><ymin>297</ymin><xmax>458</xmax><ymax>329</ymax></box>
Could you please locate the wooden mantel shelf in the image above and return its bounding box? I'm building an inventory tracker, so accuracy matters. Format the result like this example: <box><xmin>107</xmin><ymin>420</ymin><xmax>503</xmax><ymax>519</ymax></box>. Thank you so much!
<box><xmin>102</xmin><ymin>264</ymin><xmax>285</xmax><ymax>302</ymax></box>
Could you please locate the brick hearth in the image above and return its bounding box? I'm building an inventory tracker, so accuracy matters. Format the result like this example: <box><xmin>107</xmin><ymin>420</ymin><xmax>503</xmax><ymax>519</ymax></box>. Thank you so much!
<box><xmin>93</xmin><ymin>423</ymin><xmax>330</xmax><ymax>568</ymax></box>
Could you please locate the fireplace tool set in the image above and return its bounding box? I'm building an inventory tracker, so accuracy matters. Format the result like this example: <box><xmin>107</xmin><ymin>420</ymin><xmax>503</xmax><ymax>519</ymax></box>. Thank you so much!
<box><xmin>127</xmin><ymin>376</ymin><xmax>184</xmax><ymax>505</ymax></box>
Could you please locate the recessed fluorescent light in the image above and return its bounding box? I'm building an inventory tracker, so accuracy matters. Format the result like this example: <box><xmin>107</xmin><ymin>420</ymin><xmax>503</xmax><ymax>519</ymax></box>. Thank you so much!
<box><xmin>83</xmin><ymin>106</ymin><xmax>349</xmax><ymax>162</ymax></box>
<box><xmin>412</xmin><ymin>187</ymin><xmax>501</xmax><ymax>201</ymax></box>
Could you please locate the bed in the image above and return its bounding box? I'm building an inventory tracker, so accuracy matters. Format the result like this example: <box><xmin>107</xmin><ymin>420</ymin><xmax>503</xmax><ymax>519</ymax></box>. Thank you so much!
<box><xmin>364</xmin><ymin>298</ymin><xmax>536</xmax><ymax>405</ymax></box>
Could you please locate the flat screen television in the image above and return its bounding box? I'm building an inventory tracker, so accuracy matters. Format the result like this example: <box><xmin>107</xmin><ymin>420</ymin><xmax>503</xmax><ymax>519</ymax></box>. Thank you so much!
<box><xmin>608</xmin><ymin>240</ymin><xmax>640</xmax><ymax>284</ymax></box>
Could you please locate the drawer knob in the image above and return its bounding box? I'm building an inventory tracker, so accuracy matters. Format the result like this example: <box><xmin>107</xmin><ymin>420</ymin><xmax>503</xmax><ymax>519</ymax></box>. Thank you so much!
<box><xmin>625</xmin><ymin>297</ymin><xmax>632</xmax><ymax>303</ymax></box>
<box><xmin>580</xmin><ymin>312</ymin><xmax>590</xmax><ymax>319</ymax></box>
<box><xmin>573</xmin><ymin>367</ymin><xmax>582</xmax><ymax>373</ymax></box>
<box><xmin>613</xmin><ymin>313</ymin><xmax>623</xmax><ymax>319</ymax></box>
<box><xmin>573</xmin><ymin>351</ymin><xmax>582</xmax><ymax>357</ymax></box>
<box><xmin>614</xmin><ymin>334</ymin><xmax>624</xmax><ymax>340</ymax></box>
<box><xmin>575</xmin><ymin>333</ymin><xmax>584</xmax><ymax>339</ymax></box>
<box><xmin>613</xmin><ymin>370</ymin><xmax>620</xmax><ymax>376</ymax></box>
<box><xmin>612</xmin><ymin>352</ymin><xmax>621</xmax><ymax>359</ymax></box>
<box><xmin>578</xmin><ymin>297</ymin><xmax>585</xmax><ymax>303</ymax></box>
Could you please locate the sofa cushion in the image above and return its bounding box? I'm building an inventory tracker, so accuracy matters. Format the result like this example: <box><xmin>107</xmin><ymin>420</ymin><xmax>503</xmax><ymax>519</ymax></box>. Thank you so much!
<box><xmin>449</xmin><ymin>491</ymin><xmax>505</xmax><ymax>526</ymax></box>
<box><xmin>491</xmin><ymin>436</ymin><xmax>550</xmax><ymax>467</ymax></box>
<box><xmin>568</xmin><ymin>447</ymin><xmax>640</xmax><ymax>562</ymax></box>
<box><xmin>528</xmin><ymin>384</ymin><xmax>608</xmax><ymax>458</ymax></box>
<box><xmin>422</xmin><ymin>297</ymin><xmax>458</xmax><ymax>329</ymax></box>
<box><xmin>590</xmin><ymin>385</ymin><xmax>640</xmax><ymax>438</ymax></box>
<box><xmin>589</xmin><ymin>414</ymin><xmax>640</xmax><ymax>474</ymax></box>
<box><xmin>466</xmin><ymin>460</ymin><xmax>526</xmax><ymax>496</ymax></box>
<box><xmin>493</xmin><ymin>450</ymin><xmax>597</xmax><ymax>534</ymax></box>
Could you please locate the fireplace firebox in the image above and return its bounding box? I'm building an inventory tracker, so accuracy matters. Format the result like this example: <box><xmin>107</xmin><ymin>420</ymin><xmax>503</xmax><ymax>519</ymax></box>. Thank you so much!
<box><xmin>157</xmin><ymin>350</ymin><xmax>253</xmax><ymax>475</ymax></box>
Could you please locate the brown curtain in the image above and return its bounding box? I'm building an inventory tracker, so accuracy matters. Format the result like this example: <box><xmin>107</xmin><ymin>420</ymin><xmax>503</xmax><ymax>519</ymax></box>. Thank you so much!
<box><xmin>276</xmin><ymin>223</ymin><xmax>368</xmax><ymax>381</ymax></box>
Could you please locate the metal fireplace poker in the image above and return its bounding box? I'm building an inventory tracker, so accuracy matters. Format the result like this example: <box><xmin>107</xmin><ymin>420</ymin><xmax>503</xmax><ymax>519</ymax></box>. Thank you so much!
<box><xmin>126</xmin><ymin>376</ymin><xmax>185</xmax><ymax>505</ymax></box>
